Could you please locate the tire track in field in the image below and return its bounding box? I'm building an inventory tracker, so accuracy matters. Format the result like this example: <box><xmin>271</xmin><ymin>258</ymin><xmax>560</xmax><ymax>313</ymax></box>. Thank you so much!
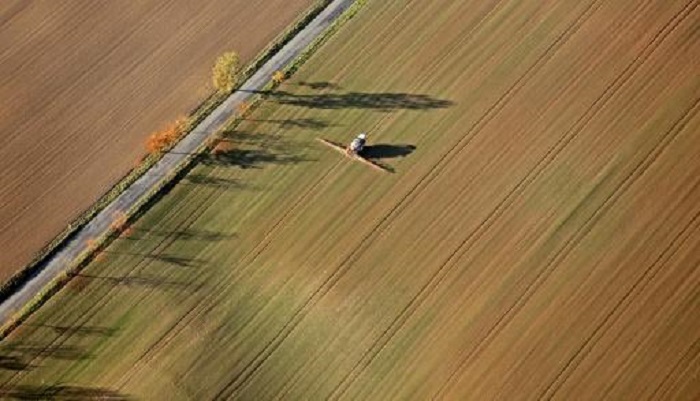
<box><xmin>215</xmin><ymin>1</ymin><xmax>606</xmax><ymax>398</ymax></box>
<box><xmin>114</xmin><ymin>10</ymin><xmax>449</xmax><ymax>373</ymax></box>
<box><xmin>599</xmin><ymin>217</ymin><xmax>700</xmax><ymax>400</ymax></box>
<box><xmin>4</xmin><ymin>151</ymin><xmax>248</xmax><ymax>387</ymax></box>
<box><xmin>114</xmin><ymin>56</ymin><xmax>422</xmax><ymax>389</ymax></box>
<box><xmin>68</xmin><ymin>179</ymin><xmax>230</xmax><ymax>387</ymax></box>
<box><xmin>101</xmin><ymin>137</ymin><xmax>306</xmax><ymax>378</ymax></box>
<box><xmin>174</xmin><ymin>159</ymin><xmax>346</xmax><ymax>379</ymax></box>
<box><xmin>432</xmin><ymin>2</ymin><xmax>700</xmax><ymax>396</ymax></box>
<box><xmin>0</xmin><ymin>4</ymin><xmax>176</xmax><ymax>234</ymax></box>
<box><xmin>0</xmin><ymin>189</ymin><xmax>199</xmax><ymax>386</ymax></box>
<box><xmin>174</xmin><ymin>98</ymin><xmax>414</xmax><ymax>382</ymax></box>
<box><xmin>169</xmin><ymin>103</ymin><xmax>406</xmax><ymax>387</ymax></box>
<box><xmin>0</xmin><ymin>175</ymin><xmax>224</xmax><ymax>388</ymax></box>
<box><xmin>540</xmin><ymin>143</ymin><xmax>700</xmax><ymax>396</ymax></box>
<box><xmin>433</xmin><ymin>69</ymin><xmax>700</xmax><ymax>401</ymax></box>
<box><xmin>275</xmin><ymin>1</ymin><xmax>610</xmax><ymax>396</ymax></box>
<box><xmin>327</xmin><ymin>0</ymin><xmax>686</xmax><ymax>395</ymax></box>
<box><xmin>113</xmin><ymin>144</ymin><xmax>346</xmax><ymax>389</ymax></box>
<box><xmin>424</xmin><ymin>0</ymin><xmax>508</xmax><ymax>74</ymax></box>
<box><xmin>116</xmin><ymin>0</ymin><xmax>469</xmax><ymax>385</ymax></box>
<box><xmin>436</xmin><ymin>95</ymin><xmax>699</xmax><ymax>400</ymax></box>
<box><xmin>650</xmin><ymin>326</ymin><xmax>700</xmax><ymax>399</ymax></box>
<box><xmin>60</xmin><ymin>187</ymin><xmax>224</xmax><ymax>378</ymax></box>
<box><xmin>269</xmin><ymin>97</ymin><xmax>462</xmax><ymax>401</ymax></box>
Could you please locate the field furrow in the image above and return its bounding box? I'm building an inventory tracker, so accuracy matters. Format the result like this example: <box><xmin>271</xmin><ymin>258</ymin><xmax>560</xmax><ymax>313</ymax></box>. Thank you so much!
<box><xmin>1</xmin><ymin>0</ymin><xmax>698</xmax><ymax>399</ymax></box>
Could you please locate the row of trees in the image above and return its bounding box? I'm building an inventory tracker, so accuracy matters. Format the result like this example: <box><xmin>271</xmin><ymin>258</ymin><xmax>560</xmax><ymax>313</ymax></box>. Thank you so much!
<box><xmin>145</xmin><ymin>51</ymin><xmax>285</xmax><ymax>155</ymax></box>
<box><xmin>75</xmin><ymin>52</ymin><xmax>285</xmax><ymax>270</ymax></box>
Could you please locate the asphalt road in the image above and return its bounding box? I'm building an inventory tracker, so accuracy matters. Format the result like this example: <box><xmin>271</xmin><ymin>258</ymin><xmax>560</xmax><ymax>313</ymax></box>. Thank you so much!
<box><xmin>0</xmin><ymin>0</ymin><xmax>357</xmax><ymax>326</ymax></box>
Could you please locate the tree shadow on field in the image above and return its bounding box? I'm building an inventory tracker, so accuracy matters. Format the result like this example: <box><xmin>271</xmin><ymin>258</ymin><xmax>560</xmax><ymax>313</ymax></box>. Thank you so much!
<box><xmin>76</xmin><ymin>273</ymin><xmax>194</xmax><ymax>292</ymax></box>
<box><xmin>361</xmin><ymin>144</ymin><xmax>417</xmax><ymax>160</ymax></box>
<box><xmin>245</xmin><ymin>117</ymin><xmax>333</xmax><ymax>131</ymax></box>
<box><xmin>221</xmin><ymin>130</ymin><xmax>277</xmax><ymax>145</ymax></box>
<box><xmin>102</xmin><ymin>250</ymin><xmax>204</xmax><ymax>268</ymax></box>
<box><xmin>0</xmin><ymin>355</ymin><xmax>31</xmax><ymax>371</ymax></box>
<box><xmin>202</xmin><ymin>130</ymin><xmax>311</xmax><ymax>170</ymax></box>
<box><xmin>255</xmin><ymin>90</ymin><xmax>453</xmax><ymax>112</ymax></box>
<box><xmin>1</xmin><ymin>343</ymin><xmax>90</xmax><ymax>362</ymax></box>
<box><xmin>183</xmin><ymin>173</ymin><xmax>252</xmax><ymax>190</ymax></box>
<box><xmin>25</xmin><ymin>324</ymin><xmax>116</xmax><ymax>338</ymax></box>
<box><xmin>202</xmin><ymin>147</ymin><xmax>309</xmax><ymax>169</ymax></box>
<box><xmin>0</xmin><ymin>384</ymin><xmax>130</xmax><ymax>400</ymax></box>
<box><xmin>126</xmin><ymin>227</ymin><xmax>234</xmax><ymax>244</ymax></box>
<box><xmin>296</xmin><ymin>81</ymin><xmax>341</xmax><ymax>90</ymax></box>
<box><xmin>0</xmin><ymin>325</ymin><xmax>115</xmax><ymax>372</ymax></box>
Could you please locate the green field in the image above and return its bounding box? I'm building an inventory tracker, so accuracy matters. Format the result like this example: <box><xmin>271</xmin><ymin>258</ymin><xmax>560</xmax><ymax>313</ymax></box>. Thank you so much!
<box><xmin>1</xmin><ymin>0</ymin><xmax>699</xmax><ymax>399</ymax></box>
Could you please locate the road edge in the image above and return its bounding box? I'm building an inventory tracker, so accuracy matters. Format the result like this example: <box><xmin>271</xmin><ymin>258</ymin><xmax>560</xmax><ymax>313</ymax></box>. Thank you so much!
<box><xmin>0</xmin><ymin>0</ymin><xmax>367</xmax><ymax>338</ymax></box>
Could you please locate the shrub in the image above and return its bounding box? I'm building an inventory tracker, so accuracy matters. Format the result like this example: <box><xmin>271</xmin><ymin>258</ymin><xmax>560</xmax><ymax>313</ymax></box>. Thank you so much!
<box><xmin>212</xmin><ymin>51</ymin><xmax>241</xmax><ymax>93</ymax></box>
<box><xmin>237</xmin><ymin>101</ymin><xmax>251</xmax><ymax>117</ymax></box>
<box><xmin>272</xmin><ymin>70</ymin><xmax>286</xmax><ymax>85</ymax></box>
<box><xmin>145</xmin><ymin>118</ymin><xmax>187</xmax><ymax>154</ymax></box>
<box><xmin>85</xmin><ymin>238</ymin><xmax>97</xmax><ymax>252</ymax></box>
<box><xmin>94</xmin><ymin>251</ymin><xmax>107</xmax><ymax>263</ymax></box>
<box><xmin>146</xmin><ymin>132</ymin><xmax>169</xmax><ymax>154</ymax></box>
<box><xmin>119</xmin><ymin>226</ymin><xmax>134</xmax><ymax>238</ymax></box>
<box><xmin>68</xmin><ymin>275</ymin><xmax>90</xmax><ymax>293</ymax></box>
<box><xmin>212</xmin><ymin>140</ymin><xmax>233</xmax><ymax>156</ymax></box>
<box><xmin>110</xmin><ymin>211</ymin><xmax>128</xmax><ymax>232</ymax></box>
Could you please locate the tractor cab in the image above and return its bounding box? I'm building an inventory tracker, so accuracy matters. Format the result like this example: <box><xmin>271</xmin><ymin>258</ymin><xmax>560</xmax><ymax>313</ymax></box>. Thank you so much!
<box><xmin>348</xmin><ymin>132</ymin><xmax>367</xmax><ymax>154</ymax></box>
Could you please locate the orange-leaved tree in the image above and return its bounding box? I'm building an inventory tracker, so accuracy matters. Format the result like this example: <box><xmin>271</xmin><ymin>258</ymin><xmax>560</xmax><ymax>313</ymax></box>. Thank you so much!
<box><xmin>110</xmin><ymin>211</ymin><xmax>128</xmax><ymax>233</ymax></box>
<box><xmin>145</xmin><ymin>117</ymin><xmax>188</xmax><ymax>154</ymax></box>
<box><xmin>212</xmin><ymin>139</ymin><xmax>233</xmax><ymax>156</ymax></box>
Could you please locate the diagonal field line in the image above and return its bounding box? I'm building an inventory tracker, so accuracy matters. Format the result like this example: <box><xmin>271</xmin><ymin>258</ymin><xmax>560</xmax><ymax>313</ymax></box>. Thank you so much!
<box><xmin>216</xmin><ymin>0</ymin><xmax>611</xmax><ymax>397</ymax></box>
<box><xmin>335</xmin><ymin>0</ymin><xmax>698</xmax><ymax>398</ymax></box>
<box><xmin>433</xmin><ymin>1</ymin><xmax>699</xmax><ymax>397</ymax></box>
<box><xmin>0</xmin><ymin>0</ymin><xmax>359</xmax><ymax>327</ymax></box>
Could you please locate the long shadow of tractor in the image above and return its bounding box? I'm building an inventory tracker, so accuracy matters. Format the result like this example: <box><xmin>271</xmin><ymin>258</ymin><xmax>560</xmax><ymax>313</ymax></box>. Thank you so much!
<box><xmin>361</xmin><ymin>144</ymin><xmax>416</xmax><ymax>160</ymax></box>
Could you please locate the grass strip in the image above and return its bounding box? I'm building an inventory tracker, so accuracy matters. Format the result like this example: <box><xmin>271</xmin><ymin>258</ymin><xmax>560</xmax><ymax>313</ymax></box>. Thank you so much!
<box><xmin>0</xmin><ymin>0</ymin><xmax>369</xmax><ymax>339</ymax></box>
<box><xmin>0</xmin><ymin>0</ymin><xmax>333</xmax><ymax>302</ymax></box>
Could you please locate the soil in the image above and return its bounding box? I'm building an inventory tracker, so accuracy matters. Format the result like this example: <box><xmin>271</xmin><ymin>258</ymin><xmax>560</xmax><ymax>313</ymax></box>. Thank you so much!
<box><xmin>0</xmin><ymin>0</ymin><xmax>698</xmax><ymax>399</ymax></box>
<box><xmin>0</xmin><ymin>0</ymin><xmax>313</xmax><ymax>280</ymax></box>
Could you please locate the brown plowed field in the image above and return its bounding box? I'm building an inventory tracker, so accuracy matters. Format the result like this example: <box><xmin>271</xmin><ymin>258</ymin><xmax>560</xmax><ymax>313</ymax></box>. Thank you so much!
<box><xmin>0</xmin><ymin>0</ymin><xmax>312</xmax><ymax>279</ymax></box>
<box><xmin>0</xmin><ymin>0</ymin><xmax>699</xmax><ymax>399</ymax></box>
